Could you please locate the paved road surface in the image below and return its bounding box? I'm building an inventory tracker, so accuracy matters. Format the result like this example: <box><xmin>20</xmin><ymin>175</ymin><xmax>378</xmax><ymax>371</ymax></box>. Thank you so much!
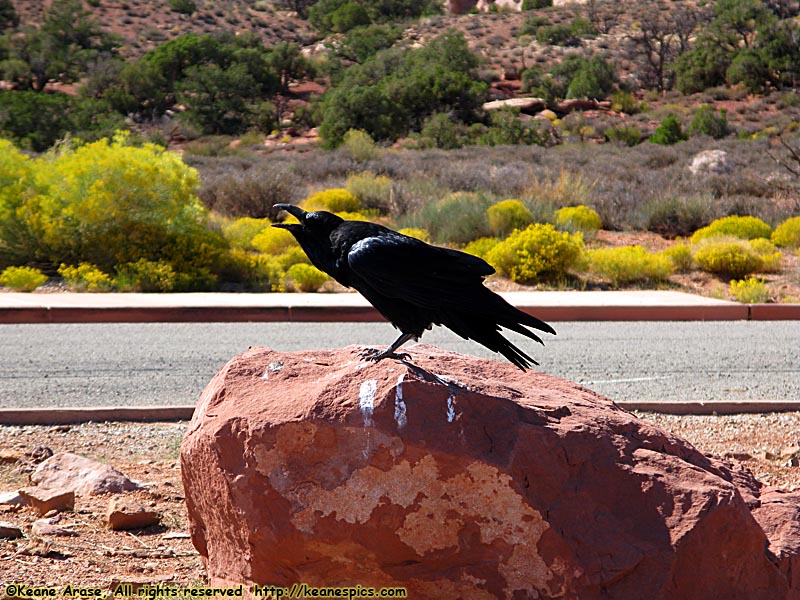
<box><xmin>0</xmin><ymin>321</ymin><xmax>797</xmax><ymax>408</ymax></box>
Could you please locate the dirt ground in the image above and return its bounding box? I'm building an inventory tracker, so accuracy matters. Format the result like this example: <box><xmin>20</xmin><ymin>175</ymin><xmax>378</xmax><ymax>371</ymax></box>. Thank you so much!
<box><xmin>1</xmin><ymin>413</ymin><xmax>799</xmax><ymax>591</ymax></box>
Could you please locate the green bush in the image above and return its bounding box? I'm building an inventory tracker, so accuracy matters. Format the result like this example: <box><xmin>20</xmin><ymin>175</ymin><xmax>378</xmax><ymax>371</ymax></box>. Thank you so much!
<box><xmin>1</xmin><ymin>133</ymin><xmax>224</xmax><ymax>285</ymax></box>
<box><xmin>408</xmin><ymin>192</ymin><xmax>492</xmax><ymax>245</ymax></box>
<box><xmin>555</xmin><ymin>205</ymin><xmax>602</xmax><ymax>234</ymax></box>
<box><xmin>397</xmin><ymin>227</ymin><xmax>430</xmax><ymax>242</ymax></box>
<box><xmin>692</xmin><ymin>238</ymin><xmax>764</xmax><ymax>279</ymax></box>
<box><xmin>463</xmin><ymin>237</ymin><xmax>502</xmax><ymax>261</ymax></box>
<box><xmin>487</xmin><ymin>199</ymin><xmax>533</xmax><ymax>237</ymax></box>
<box><xmin>660</xmin><ymin>242</ymin><xmax>694</xmax><ymax>272</ymax></box>
<box><xmin>649</xmin><ymin>114</ymin><xmax>687</xmax><ymax>145</ymax></box>
<box><xmin>587</xmin><ymin>245</ymin><xmax>674</xmax><ymax>286</ymax></box>
<box><xmin>302</xmin><ymin>188</ymin><xmax>362</xmax><ymax>213</ymax></box>
<box><xmin>486</xmin><ymin>223</ymin><xmax>584</xmax><ymax>284</ymax></box>
<box><xmin>221</xmin><ymin>217</ymin><xmax>271</xmax><ymax>250</ymax></box>
<box><xmin>216</xmin><ymin>249</ymin><xmax>283</xmax><ymax>292</ymax></box>
<box><xmin>58</xmin><ymin>263</ymin><xmax>114</xmax><ymax>292</ymax></box>
<box><xmin>341</xmin><ymin>129</ymin><xmax>380</xmax><ymax>161</ymax></box>
<box><xmin>610</xmin><ymin>90</ymin><xmax>639</xmax><ymax>114</ymax></box>
<box><xmin>603</xmin><ymin>125</ymin><xmax>642</xmax><ymax>147</ymax></box>
<box><xmin>168</xmin><ymin>0</ymin><xmax>196</xmax><ymax>13</ymax></box>
<box><xmin>646</xmin><ymin>196</ymin><xmax>711</xmax><ymax>239</ymax></box>
<box><xmin>284</xmin><ymin>263</ymin><xmax>328</xmax><ymax>292</ymax></box>
<box><xmin>690</xmin><ymin>215</ymin><xmax>772</xmax><ymax>243</ymax></box>
<box><xmin>521</xmin><ymin>0</ymin><xmax>552</xmax><ymax>9</ymax></box>
<box><xmin>688</xmin><ymin>105</ymin><xmax>730</xmax><ymax>139</ymax></box>
<box><xmin>748</xmin><ymin>238</ymin><xmax>782</xmax><ymax>272</ymax></box>
<box><xmin>0</xmin><ymin>265</ymin><xmax>46</xmax><ymax>291</ymax></box>
<box><xmin>730</xmin><ymin>277</ymin><xmax>769</xmax><ymax>304</ymax></box>
<box><xmin>345</xmin><ymin>172</ymin><xmax>392</xmax><ymax>212</ymax></box>
<box><xmin>251</xmin><ymin>227</ymin><xmax>299</xmax><ymax>255</ymax></box>
<box><xmin>115</xmin><ymin>259</ymin><xmax>180</xmax><ymax>292</ymax></box>
<box><xmin>772</xmin><ymin>216</ymin><xmax>800</xmax><ymax>248</ymax></box>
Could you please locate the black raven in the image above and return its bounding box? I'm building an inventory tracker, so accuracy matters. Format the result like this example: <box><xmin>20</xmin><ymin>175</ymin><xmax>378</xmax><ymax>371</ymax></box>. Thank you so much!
<box><xmin>273</xmin><ymin>204</ymin><xmax>556</xmax><ymax>370</ymax></box>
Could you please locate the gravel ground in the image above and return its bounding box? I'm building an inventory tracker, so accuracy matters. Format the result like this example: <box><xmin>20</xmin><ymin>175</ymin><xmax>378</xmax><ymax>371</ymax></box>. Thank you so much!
<box><xmin>1</xmin><ymin>412</ymin><xmax>799</xmax><ymax>588</ymax></box>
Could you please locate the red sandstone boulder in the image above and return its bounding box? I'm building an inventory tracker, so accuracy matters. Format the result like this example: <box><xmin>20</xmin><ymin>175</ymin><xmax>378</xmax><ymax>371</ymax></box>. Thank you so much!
<box><xmin>181</xmin><ymin>345</ymin><xmax>799</xmax><ymax>599</ymax></box>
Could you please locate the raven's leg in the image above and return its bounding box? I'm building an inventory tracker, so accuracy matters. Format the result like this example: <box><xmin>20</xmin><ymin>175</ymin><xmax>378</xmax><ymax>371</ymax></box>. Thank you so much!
<box><xmin>359</xmin><ymin>332</ymin><xmax>416</xmax><ymax>362</ymax></box>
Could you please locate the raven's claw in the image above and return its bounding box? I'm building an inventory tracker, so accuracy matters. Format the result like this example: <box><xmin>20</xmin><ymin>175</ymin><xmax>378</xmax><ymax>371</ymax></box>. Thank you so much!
<box><xmin>359</xmin><ymin>347</ymin><xmax>411</xmax><ymax>362</ymax></box>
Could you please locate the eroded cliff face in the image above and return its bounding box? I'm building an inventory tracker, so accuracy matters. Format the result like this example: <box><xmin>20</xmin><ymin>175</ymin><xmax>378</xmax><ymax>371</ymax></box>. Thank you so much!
<box><xmin>181</xmin><ymin>344</ymin><xmax>797</xmax><ymax>599</ymax></box>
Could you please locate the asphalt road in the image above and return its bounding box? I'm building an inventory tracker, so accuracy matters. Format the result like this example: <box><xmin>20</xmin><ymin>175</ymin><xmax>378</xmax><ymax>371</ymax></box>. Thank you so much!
<box><xmin>0</xmin><ymin>321</ymin><xmax>798</xmax><ymax>408</ymax></box>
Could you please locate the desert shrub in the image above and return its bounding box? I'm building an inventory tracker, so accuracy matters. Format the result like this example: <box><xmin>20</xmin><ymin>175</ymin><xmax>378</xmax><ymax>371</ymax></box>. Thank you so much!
<box><xmin>345</xmin><ymin>172</ymin><xmax>392</xmax><ymax>212</ymax></box>
<box><xmin>486</xmin><ymin>224</ymin><xmax>584</xmax><ymax>284</ymax></box>
<box><xmin>276</xmin><ymin>246</ymin><xmax>311</xmax><ymax>271</ymax></box>
<box><xmin>646</xmin><ymin>196</ymin><xmax>712</xmax><ymax>239</ymax></box>
<box><xmin>168</xmin><ymin>0</ymin><xmax>196</xmax><ymax>13</ymax></box>
<box><xmin>216</xmin><ymin>249</ymin><xmax>286</xmax><ymax>291</ymax></box>
<box><xmin>251</xmin><ymin>227</ymin><xmax>299</xmax><ymax>255</ymax></box>
<box><xmin>0</xmin><ymin>139</ymin><xmax>44</xmax><ymax>267</ymax></box>
<box><xmin>463</xmin><ymin>237</ymin><xmax>502</xmax><ymax>261</ymax></box>
<box><xmin>342</xmin><ymin>129</ymin><xmax>380</xmax><ymax>162</ymax></box>
<box><xmin>730</xmin><ymin>277</ymin><xmax>769</xmax><ymax>304</ymax></box>
<box><xmin>521</xmin><ymin>0</ymin><xmax>552</xmax><ymax>9</ymax></box>
<box><xmin>772</xmin><ymin>216</ymin><xmax>800</xmax><ymax>248</ymax></box>
<box><xmin>610</xmin><ymin>90</ymin><xmax>639</xmax><ymax>114</ymax></box>
<box><xmin>603</xmin><ymin>125</ymin><xmax>642</xmax><ymax>147</ymax></box>
<box><xmin>115</xmin><ymin>259</ymin><xmax>179</xmax><ymax>292</ymax></box>
<box><xmin>302</xmin><ymin>188</ymin><xmax>361</xmax><ymax>213</ymax></box>
<box><xmin>397</xmin><ymin>227</ymin><xmax>430</xmax><ymax>242</ymax></box>
<box><xmin>692</xmin><ymin>238</ymin><xmax>764</xmax><ymax>279</ymax></box>
<box><xmin>284</xmin><ymin>263</ymin><xmax>328</xmax><ymax>292</ymax></box>
<box><xmin>587</xmin><ymin>246</ymin><xmax>674</xmax><ymax>286</ymax></box>
<box><xmin>334</xmin><ymin>211</ymin><xmax>372</xmax><ymax>221</ymax></box>
<box><xmin>660</xmin><ymin>242</ymin><xmax>694</xmax><ymax>272</ymax></box>
<box><xmin>221</xmin><ymin>217</ymin><xmax>271</xmax><ymax>250</ymax></box>
<box><xmin>688</xmin><ymin>105</ymin><xmax>730</xmax><ymax>139</ymax></box>
<box><xmin>649</xmin><ymin>115</ymin><xmax>687</xmax><ymax>145</ymax></box>
<box><xmin>690</xmin><ymin>215</ymin><xmax>772</xmax><ymax>243</ymax></box>
<box><xmin>407</xmin><ymin>192</ymin><xmax>492</xmax><ymax>245</ymax></box>
<box><xmin>554</xmin><ymin>205</ymin><xmax>602</xmax><ymax>234</ymax></box>
<box><xmin>487</xmin><ymin>199</ymin><xmax>533</xmax><ymax>237</ymax></box>
<box><xmin>198</xmin><ymin>163</ymin><xmax>299</xmax><ymax>218</ymax></box>
<box><xmin>748</xmin><ymin>238</ymin><xmax>782</xmax><ymax>272</ymax></box>
<box><xmin>0</xmin><ymin>266</ymin><xmax>46</xmax><ymax>291</ymax></box>
<box><xmin>6</xmin><ymin>133</ymin><xmax>224</xmax><ymax>282</ymax></box>
<box><xmin>58</xmin><ymin>263</ymin><xmax>114</xmax><ymax>292</ymax></box>
<box><xmin>524</xmin><ymin>170</ymin><xmax>591</xmax><ymax>207</ymax></box>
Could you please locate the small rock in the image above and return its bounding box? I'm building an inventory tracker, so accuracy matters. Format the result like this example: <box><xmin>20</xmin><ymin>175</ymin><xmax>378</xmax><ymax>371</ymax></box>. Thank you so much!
<box><xmin>0</xmin><ymin>521</ymin><xmax>23</xmax><ymax>539</ymax></box>
<box><xmin>724</xmin><ymin>451</ymin><xmax>753</xmax><ymax>461</ymax></box>
<box><xmin>106</xmin><ymin>499</ymin><xmax>160</xmax><ymax>531</ymax></box>
<box><xmin>782</xmin><ymin>445</ymin><xmax>800</xmax><ymax>457</ymax></box>
<box><xmin>0</xmin><ymin>450</ymin><xmax>22</xmax><ymax>464</ymax></box>
<box><xmin>162</xmin><ymin>532</ymin><xmax>190</xmax><ymax>540</ymax></box>
<box><xmin>0</xmin><ymin>491</ymin><xmax>24</xmax><ymax>506</ymax></box>
<box><xmin>32</xmin><ymin>452</ymin><xmax>141</xmax><ymax>497</ymax></box>
<box><xmin>689</xmin><ymin>149</ymin><xmax>732</xmax><ymax>176</ymax></box>
<box><xmin>21</xmin><ymin>446</ymin><xmax>54</xmax><ymax>464</ymax></box>
<box><xmin>32</xmin><ymin>517</ymin><xmax>77</xmax><ymax>537</ymax></box>
<box><xmin>51</xmin><ymin>425</ymin><xmax>71</xmax><ymax>433</ymax></box>
<box><xmin>785</xmin><ymin>457</ymin><xmax>800</xmax><ymax>468</ymax></box>
<box><xmin>18</xmin><ymin>486</ymin><xmax>75</xmax><ymax>515</ymax></box>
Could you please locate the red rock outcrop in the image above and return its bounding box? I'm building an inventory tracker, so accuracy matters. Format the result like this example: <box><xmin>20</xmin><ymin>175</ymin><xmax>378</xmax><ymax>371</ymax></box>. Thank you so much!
<box><xmin>181</xmin><ymin>344</ymin><xmax>799</xmax><ymax>599</ymax></box>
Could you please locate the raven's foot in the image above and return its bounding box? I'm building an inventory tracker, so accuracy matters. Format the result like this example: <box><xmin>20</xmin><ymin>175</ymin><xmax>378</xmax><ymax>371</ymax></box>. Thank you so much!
<box><xmin>358</xmin><ymin>347</ymin><xmax>411</xmax><ymax>362</ymax></box>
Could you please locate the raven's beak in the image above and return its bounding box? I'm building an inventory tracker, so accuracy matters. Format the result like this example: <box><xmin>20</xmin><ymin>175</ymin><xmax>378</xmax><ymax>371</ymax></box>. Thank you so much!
<box><xmin>273</xmin><ymin>204</ymin><xmax>306</xmax><ymax>229</ymax></box>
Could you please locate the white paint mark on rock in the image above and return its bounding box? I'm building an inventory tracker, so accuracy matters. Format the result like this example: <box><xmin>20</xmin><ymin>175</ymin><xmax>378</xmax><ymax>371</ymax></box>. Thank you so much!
<box><xmin>359</xmin><ymin>379</ymin><xmax>377</xmax><ymax>427</ymax></box>
<box><xmin>447</xmin><ymin>393</ymin><xmax>456</xmax><ymax>423</ymax></box>
<box><xmin>394</xmin><ymin>374</ymin><xmax>407</xmax><ymax>430</ymax></box>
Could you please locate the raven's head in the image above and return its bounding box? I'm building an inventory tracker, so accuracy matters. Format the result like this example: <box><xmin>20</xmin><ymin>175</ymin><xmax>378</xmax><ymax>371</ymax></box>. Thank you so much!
<box><xmin>272</xmin><ymin>204</ymin><xmax>344</xmax><ymax>275</ymax></box>
<box><xmin>273</xmin><ymin>204</ymin><xmax>343</xmax><ymax>237</ymax></box>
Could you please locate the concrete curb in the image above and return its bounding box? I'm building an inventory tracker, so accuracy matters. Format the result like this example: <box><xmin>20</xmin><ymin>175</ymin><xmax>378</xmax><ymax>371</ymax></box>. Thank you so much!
<box><xmin>2</xmin><ymin>401</ymin><xmax>799</xmax><ymax>425</ymax></box>
<box><xmin>1</xmin><ymin>303</ymin><xmax>798</xmax><ymax>324</ymax></box>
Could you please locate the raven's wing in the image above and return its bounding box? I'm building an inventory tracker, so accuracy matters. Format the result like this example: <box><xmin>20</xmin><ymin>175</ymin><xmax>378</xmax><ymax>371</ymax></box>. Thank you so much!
<box><xmin>347</xmin><ymin>233</ymin><xmax>555</xmax><ymax>337</ymax></box>
<box><xmin>346</xmin><ymin>233</ymin><xmax>493</xmax><ymax>308</ymax></box>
